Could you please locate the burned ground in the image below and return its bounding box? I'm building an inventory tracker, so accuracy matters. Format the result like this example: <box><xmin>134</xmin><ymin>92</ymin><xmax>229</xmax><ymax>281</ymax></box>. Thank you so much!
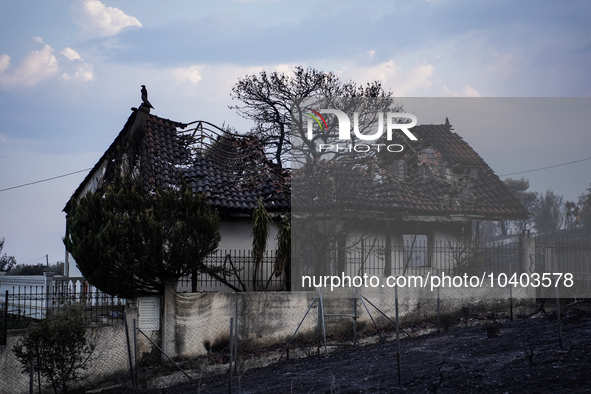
<box><xmin>94</xmin><ymin>302</ymin><xmax>591</xmax><ymax>393</ymax></box>
<box><xmin>145</xmin><ymin>302</ymin><xmax>591</xmax><ymax>393</ymax></box>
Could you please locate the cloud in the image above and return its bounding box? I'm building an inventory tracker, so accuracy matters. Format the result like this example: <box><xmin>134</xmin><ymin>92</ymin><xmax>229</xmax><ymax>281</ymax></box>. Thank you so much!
<box><xmin>71</xmin><ymin>0</ymin><xmax>142</xmax><ymax>38</ymax></box>
<box><xmin>0</xmin><ymin>44</ymin><xmax>59</xmax><ymax>89</ymax></box>
<box><xmin>172</xmin><ymin>65</ymin><xmax>203</xmax><ymax>86</ymax></box>
<box><xmin>443</xmin><ymin>85</ymin><xmax>482</xmax><ymax>97</ymax></box>
<box><xmin>0</xmin><ymin>40</ymin><xmax>94</xmax><ymax>89</ymax></box>
<box><xmin>60</xmin><ymin>62</ymin><xmax>94</xmax><ymax>83</ymax></box>
<box><xmin>169</xmin><ymin>65</ymin><xmax>204</xmax><ymax>97</ymax></box>
<box><xmin>343</xmin><ymin>60</ymin><xmax>435</xmax><ymax>96</ymax></box>
<box><xmin>0</xmin><ymin>54</ymin><xmax>9</xmax><ymax>74</ymax></box>
<box><xmin>397</xmin><ymin>63</ymin><xmax>435</xmax><ymax>96</ymax></box>
<box><xmin>59</xmin><ymin>48</ymin><xmax>94</xmax><ymax>83</ymax></box>
<box><xmin>232</xmin><ymin>0</ymin><xmax>283</xmax><ymax>2</ymax></box>
<box><xmin>462</xmin><ymin>85</ymin><xmax>482</xmax><ymax>97</ymax></box>
<box><xmin>60</xmin><ymin>47</ymin><xmax>82</xmax><ymax>62</ymax></box>
<box><xmin>487</xmin><ymin>52</ymin><xmax>528</xmax><ymax>81</ymax></box>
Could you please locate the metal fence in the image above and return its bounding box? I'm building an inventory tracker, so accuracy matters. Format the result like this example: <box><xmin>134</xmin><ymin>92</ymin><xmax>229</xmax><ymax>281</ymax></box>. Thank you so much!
<box><xmin>175</xmin><ymin>241</ymin><xmax>526</xmax><ymax>294</ymax></box>
<box><xmin>343</xmin><ymin>238</ymin><xmax>524</xmax><ymax>278</ymax></box>
<box><xmin>176</xmin><ymin>234</ymin><xmax>591</xmax><ymax>297</ymax></box>
<box><xmin>113</xmin><ymin>291</ymin><xmax>554</xmax><ymax>392</ymax></box>
<box><xmin>1</xmin><ymin>285</ymin><xmax>124</xmax><ymax>345</ymax></box>
<box><xmin>177</xmin><ymin>249</ymin><xmax>285</xmax><ymax>292</ymax></box>
<box><xmin>533</xmin><ymin>230</ymin><xmax>591</xmax><ymax>298</ymax></box>
<box><xmin>2</xmin><ymin>233</ymin><xmax>591</xmax><ymax>392</ymax></box>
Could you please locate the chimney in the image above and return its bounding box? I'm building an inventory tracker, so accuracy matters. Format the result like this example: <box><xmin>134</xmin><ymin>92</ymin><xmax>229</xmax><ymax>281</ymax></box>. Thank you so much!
<box><xmin>131</xmin><ymin>104</ymin><xmax>150</xmax><ymax>139</ymax></box>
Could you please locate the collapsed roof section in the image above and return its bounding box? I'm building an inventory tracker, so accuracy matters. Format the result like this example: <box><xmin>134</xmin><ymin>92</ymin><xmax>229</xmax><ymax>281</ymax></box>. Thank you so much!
<box><xmin>64</xmin><ymin>104</ymin><xmax>291</xmax><ymax>215</ymax></box>
<box><xmin>292</xmin><ymin>121</ymin><xmax>529</xmax><ymax>221</ymax></box>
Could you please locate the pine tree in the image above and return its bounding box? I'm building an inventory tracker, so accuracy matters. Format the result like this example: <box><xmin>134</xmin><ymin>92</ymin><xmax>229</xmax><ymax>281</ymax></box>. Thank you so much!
<box><xmin>64</xmin><ymin>172</ymin><xmax>220</xmax><ymax>298</ymax></box>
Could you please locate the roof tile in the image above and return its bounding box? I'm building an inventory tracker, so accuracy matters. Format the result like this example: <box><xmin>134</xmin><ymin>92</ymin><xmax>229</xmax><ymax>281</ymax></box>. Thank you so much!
<box><xmin>293</xmin><ymin>123</ymin><xmax>528</xmax><ymax>220</ymax></box>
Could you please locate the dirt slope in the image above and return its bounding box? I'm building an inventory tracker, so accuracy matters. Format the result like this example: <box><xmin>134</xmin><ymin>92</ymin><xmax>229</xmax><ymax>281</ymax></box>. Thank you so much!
<box><xmin>163</xmin><ymin>306</ymin><xmax>591</xmax><ymax>393</ymax></box>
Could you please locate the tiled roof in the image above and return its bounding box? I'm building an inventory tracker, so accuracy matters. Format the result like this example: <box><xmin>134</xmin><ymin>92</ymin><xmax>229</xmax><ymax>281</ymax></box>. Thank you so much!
<box><xmin>293</xmin><ymin>123</ymin><xmax>529</xmax><ymax>220</ymax></box>
<box><xmin>67</xmin><ymin>108</ymin><xmax>524</xmax><ymax>221</ymax></box>
<box><xmin>140</xmin><ymin>112</ymin><xmax>188</xmax><ymax>191</ymax></box>
<box><xmin>65</xmin><ymin>106</ymin><xmax>291</xmax><ymax>215</ymax></box>
<box><xmin>183</xmin><ymin>155</ymin><xmax>290</xmax><ymax>213</ymax></box>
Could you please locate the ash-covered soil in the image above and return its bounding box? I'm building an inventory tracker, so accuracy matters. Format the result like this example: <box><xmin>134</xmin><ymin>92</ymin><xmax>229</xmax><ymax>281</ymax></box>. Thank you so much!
<box><xmin>159</xmin><ymin>303</ymin><xmax>591</xmax><ymax>393</ymax></box>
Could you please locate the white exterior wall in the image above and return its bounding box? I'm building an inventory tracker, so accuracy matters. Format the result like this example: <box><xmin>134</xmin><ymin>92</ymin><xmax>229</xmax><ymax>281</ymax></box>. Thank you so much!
<box><xmin>66</xmin><ymin>212</ymin><xmax>282</xmax><ymax>279</ymax></box>
<box><xmin>295</xmin><ymin>219</ymin><xmax>471</xmax><ymax>284</ymax></box>
<box><xmin>65</xmin><ymin>163</ymin><xmax>107</xmax><ymax>278</ymax></box>
<box><xmin>218</xmin><ymin>217</ymin><xmax>279</xmax><ymax>251</ymax></box>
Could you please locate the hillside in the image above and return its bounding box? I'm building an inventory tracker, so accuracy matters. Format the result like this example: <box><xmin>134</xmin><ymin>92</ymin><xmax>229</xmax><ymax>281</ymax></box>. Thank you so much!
<box><xmin>155</xmin><ymin>302</ymin><xmax>591</xmax><ymax>393</ymax></box>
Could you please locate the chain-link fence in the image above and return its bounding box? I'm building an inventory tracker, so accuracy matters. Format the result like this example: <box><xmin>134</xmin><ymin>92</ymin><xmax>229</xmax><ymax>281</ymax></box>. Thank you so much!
<box><xmin>0</xmin><ymin>312</ymin><xmax>132</xmax><ymax>393</ymax></box>
<box><xmin>1</xmin><ymin>231</ymin><xmax>590</xmax><ymax>392</ymax></box>
<box><xmin>116</xmin><ymin>289</ymin><xmax>537</xmax><ymax>392</ymax></box>
<box><xmin>0</xmin><ymin>290</ymin><xmax>586</xmax><ymax>393</ymax></box>
<box><xmin>0</xmin><ymin>280</ymin><xmax>127</xmax><ymax>393</ymax></box>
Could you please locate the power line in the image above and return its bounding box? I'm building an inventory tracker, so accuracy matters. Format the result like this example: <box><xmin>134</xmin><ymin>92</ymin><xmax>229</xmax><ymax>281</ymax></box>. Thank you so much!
<box><xmin>499</xmin><ymin>156</ymin><xmax>591</xmax><ymax>177</ymax></box>
<box><xmin>0</xmin><ymin>168</ymin><xmax>92</xmax><ymax>192</ymax></box>
<box><xmin>1</xmin><ymin>155</ymin><xmax>589</xmax><ymax>193</ymax></box>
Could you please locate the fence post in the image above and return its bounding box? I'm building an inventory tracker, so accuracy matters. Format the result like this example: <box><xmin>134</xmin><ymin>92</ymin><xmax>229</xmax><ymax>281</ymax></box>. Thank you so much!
<box><xmin>43</xmin><ymin>272</ymin><xmax>55</xmax><ymax>315</ymax></box>
<box><xmin>352</xmin><ymin>289</ymin><xmax>358</xmax><ymax>345</ymax></box>
<box><xmin>509</xmin><ymin>258</ymin><xmax>513</xmax><ymax>322</ymax></box>
<box><xmin>234</xmin><ymin>302</ymin><xmax>238</xmax><ymax>372</ymax></box>
<box><xmin>29</xmin><ymin>360</ymin><xmax>34</xmax><ymax>394</ymax></box>
<box><xmin>586</xmin><ymin>253</ymin><xmax>590</xmax><ymax>296</ymax></box>
<box><xmin>553</xmin><ymin>248</ymin><xmax>563</xmax><ymax>349</ymax></box>
<box><xmin>133</xmin><ymin>319</ymin><xmax>138</xmax><ymax>387</ymax></box>
<box><xmin>436</xmin><ymin>282</ymin><xmax>441</xmax><ymax>334</ymax></box>
<box><xmin>2</xmin><ymin>290</ymin><xmax>8</xmax><ymax>346</ymax></box>
<box><xmin>229</xmin><ymin>317</ymin><xmax>234</xmax><ymax>393</ymax></box>
<box><xmin>394</xmin><ymin>284</ymin><xmax>402</xmax><ymax>389</ymax></box>
<box><xmin>124</xmin><ymin>309</ymin><xmax>135</xmax><ymax>388</ymax></box>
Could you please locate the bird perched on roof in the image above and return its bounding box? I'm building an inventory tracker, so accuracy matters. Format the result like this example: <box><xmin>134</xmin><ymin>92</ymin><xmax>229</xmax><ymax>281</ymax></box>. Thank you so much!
<box><xmin>141</xmin><ymin>85</ymin><xmax>154</xmax><ymax>109</ymax></box>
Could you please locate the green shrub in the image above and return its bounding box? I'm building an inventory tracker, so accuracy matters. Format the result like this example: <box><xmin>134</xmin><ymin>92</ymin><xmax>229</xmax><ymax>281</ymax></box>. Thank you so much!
<box><xmin>13</xmin><ymin>307</ymin><xmax>95</xmax><ymax>393</ymax></box>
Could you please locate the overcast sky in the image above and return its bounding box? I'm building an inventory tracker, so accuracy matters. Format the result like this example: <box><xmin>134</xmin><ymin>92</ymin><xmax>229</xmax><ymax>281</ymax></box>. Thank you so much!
<box><xmin>0</xmin><ymin>0</ymin><xmax>590</xmax><ymax>267</ymax></box>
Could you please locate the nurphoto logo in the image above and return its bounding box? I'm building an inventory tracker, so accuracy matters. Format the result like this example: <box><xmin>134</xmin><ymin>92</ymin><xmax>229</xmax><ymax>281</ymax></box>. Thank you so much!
<box><xmin>304</xmin><ymin>108</ymin><xmax>418</xmax><ymax>153</ymax></box>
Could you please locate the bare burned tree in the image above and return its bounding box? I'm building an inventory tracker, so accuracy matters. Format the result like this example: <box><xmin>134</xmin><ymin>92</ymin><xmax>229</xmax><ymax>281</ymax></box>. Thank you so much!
<box><xmin>520</xmin><ymin>317</ymin><xmax>546</xmax><ymax>372</ymax></box>
<box><xmin>230</xmin><ymin>66</ymin><xmax>396</xmax><ymax>168</ymax></box>
<box><xmin>236</xmin><ymin>67</ymin><xmax>411</xmax><ymax>287</ymax></box>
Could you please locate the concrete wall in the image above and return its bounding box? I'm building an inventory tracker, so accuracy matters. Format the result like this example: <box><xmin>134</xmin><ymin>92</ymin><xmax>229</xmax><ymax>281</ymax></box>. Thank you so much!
<box><xmin>1</xmin><ymin>285</ymin><xmax>535</xmax><ymax>392</ymax></box>
<box><xmin>0</xmin><ymin>330</ymin><xmax>30</xmax><ymax>394</ymax></box>
<box><xmin>163</xmin><ymin>282</ymin><xmax>533</xmax><ymax>360</ymax></box>
<box><xmin>166</xmin><ymin>291</ymin><xmax>318</xmax><ymax>359</ymax></box>
<box><xmin>0</xmin><ymin>323</ymin><xmax>131</xmax><ymax>394</ymax></box>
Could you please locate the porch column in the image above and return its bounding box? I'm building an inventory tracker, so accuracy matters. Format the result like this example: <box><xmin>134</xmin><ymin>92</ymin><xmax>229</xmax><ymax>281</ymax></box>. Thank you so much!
<box><xmin>44</xmin><ymin>271</ymin><xmax>55</xmax><ymax>296</ymax></box>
